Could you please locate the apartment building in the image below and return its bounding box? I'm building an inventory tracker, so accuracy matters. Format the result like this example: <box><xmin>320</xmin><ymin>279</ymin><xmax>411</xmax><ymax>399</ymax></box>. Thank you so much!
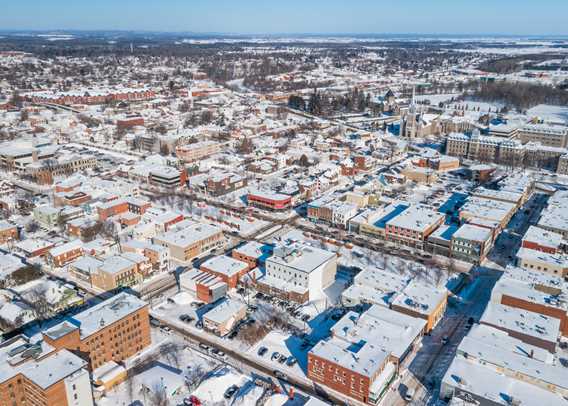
<box><xmin>25</xmin><ymin>155</ymin><xmax>98</xmax><ymax>185</ymax></box>
<box><xmin>152</xmin><ymin>222</ymin><xmax>225</xmax><ymax>264</ymax></box>
<box><xmin>47</xmin><ymin>240</ymin><xmax>84</xmax><ymax>268</ymax></box>
<box><xmin>42</xmin><ymin>292</ymin><xmax>151</xmax><ymax>370</ymax></box>
<box><xmin>0</xmin><ymin>336</ymin><xmax>94</xmax><ymax>406</ymax></box>
<box><xmin>176</xmin><ymin>141</ymin><xmax>221</xmax><ymax>163</ymax></box>
<box><xmin>90</xmin><ymin>254</ymin><xmax>146</xmax><ymax>290</ymax></box>
<box><xmin>28</xmin><ymin>87</ymin><xmax>155</xmax><ymax>105</ymax></box>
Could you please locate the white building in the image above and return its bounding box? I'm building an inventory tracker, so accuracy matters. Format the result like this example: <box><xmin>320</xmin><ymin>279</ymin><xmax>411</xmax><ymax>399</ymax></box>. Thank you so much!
<box><xmin>260</xmin><ymin>242</ymin><xmax>337</xmax><ymax>303</ymax></box>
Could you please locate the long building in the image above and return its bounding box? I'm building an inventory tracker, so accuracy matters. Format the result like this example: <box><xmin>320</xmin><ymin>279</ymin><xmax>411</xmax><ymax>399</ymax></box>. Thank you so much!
<box><xmin>42</xmin><ymin>292</ymin><xmax>151</xmax><ymax>370</ymax></box>
<box><xmin>0</xmin><ymin>336</ymin><xmax>94</xmax><ymax>406</ymax></box>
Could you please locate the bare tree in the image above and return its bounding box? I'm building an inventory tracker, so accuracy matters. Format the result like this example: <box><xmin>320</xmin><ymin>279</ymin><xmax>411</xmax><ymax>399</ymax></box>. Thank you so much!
<box><xmin>27</xmin><ymin>287</ymin><xmax>52</xmax><ymax>326</ymax></box>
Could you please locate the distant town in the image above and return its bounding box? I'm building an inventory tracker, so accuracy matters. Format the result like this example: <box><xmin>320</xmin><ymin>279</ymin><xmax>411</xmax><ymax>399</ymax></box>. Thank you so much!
<box><xmin>0</xmin><ymin>32</ymin><xmax>567</xmax><ymax>406</ymax></box>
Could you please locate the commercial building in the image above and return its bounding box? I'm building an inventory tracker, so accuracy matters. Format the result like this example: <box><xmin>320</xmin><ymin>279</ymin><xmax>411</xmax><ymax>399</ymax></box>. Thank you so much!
<box><xmin>479</xmin><ymin>302</ymin><xmax>560</xmax><ymax>353</ymax></box>
<box><xmin>180</xmin><ymin>268</ymin><xmax>227</xmax><ymax>303</ymax></box>
<box><xmin>152</xmin><ymin>222</ymin><xmax>225</xmax><ymax>264</ymax></box>
<box><xmin>259</xmin><ymin>242</ymin><xmax>337</xmax><ymax>303</ymax></box>
<box><xmin>385</xmin><ymin>205</ymin><xmax>445</xmax><ymax>249</ymax></box>
<box><xmin>391</xmin><ymin>280</ymin><xmax>447</xmax><ymax>333</ymax></box>
<box><xmin>231</xmin><ymin>241</ymin><xmax>272</xmax><ymax>270</ymax></box>
<box><xmin>522</xmin><ymin>225</ymin><xmax>565</xmax><ymax>254</ymax></box>
<box><xmin>516</xmin><ymin>247</ymin><xmax>568</xmax><ymax>277</ymax></box>
<box><xmin>492</xmin><ymin>268</ymin><xmax>568</xmax><ymax>336</ymax></box>
<box><xmin>202</xmin><ymin>298</ymin><xmax>247</xmax><ymax>336</ymax></box>
<box><xmin>441</xmin><ymin>324</ymin><xmax>568</xmax><ymax>405</ymax></box>
<box><xmin>341</xmin><ymin>268</ymin><xmax>409</xmax><ymax>308</ymax></box>
<box><xmin>200</xmin><ymin>255</ymin><xmax>250</xmax><ymax>289</ymax></box>
<box><xmin>450</xmin><ymin>223</ymin><xmax>493</xmax><ymax>263</ymax></box>
<box><xmin>247</xmin><ymin>190</ymin><xmax>292</xmax><ymax>211</ymax></box>
<box><xmin>0</xmin><ymin>336</ymin><xmax>94</xmax><ymax>406</ymax></box>
<box><xmin>308</xmin><ymin>337</ymin><xmax>395</xmax><ymax>404</ymax></box>
<box><xmin>42</xmin><ymin>292</ymin><xmax>151</xmax><ymax>370</ymax></box>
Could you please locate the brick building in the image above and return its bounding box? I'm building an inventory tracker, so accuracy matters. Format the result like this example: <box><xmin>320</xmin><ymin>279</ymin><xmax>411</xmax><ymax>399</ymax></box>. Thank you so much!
<box><xmin>42</xmin><ymin>293</ymin><xmax>151</xmax><ymax>370</ymax></box>
<box><xmin>0</xmin><ymin>336</ymin><xmax>94</xmax><ymax>406</ymax></box>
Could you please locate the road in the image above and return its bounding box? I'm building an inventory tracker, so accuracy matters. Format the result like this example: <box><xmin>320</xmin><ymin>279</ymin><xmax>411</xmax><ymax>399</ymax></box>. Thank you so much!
<box><xmin>150</xmin><ymin>312</ymin><xmax>366</xmax><ymax>406</ymax></box>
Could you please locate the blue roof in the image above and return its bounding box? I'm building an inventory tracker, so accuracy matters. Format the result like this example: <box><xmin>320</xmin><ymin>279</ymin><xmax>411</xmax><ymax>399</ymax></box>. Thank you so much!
<box><xmin>373</xmin><ymin>204</ymin><xmax>409</xmax><ymax>229</ymax></box>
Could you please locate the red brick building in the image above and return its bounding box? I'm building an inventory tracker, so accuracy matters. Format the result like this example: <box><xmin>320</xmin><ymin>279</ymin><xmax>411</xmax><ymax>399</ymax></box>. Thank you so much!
<box><xmin>200</xmin><ymin>255</ymin><xmax>249</xmax><ymax>289</ymax></box>
<box><xmin>247</xmin><ymin>191</ymin><xmax>291</xmax><ymax>211</ymax></box>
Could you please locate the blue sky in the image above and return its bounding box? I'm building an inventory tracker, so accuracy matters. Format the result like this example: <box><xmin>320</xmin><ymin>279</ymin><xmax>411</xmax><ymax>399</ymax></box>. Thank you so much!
<box><xmin>1</xmin><ymin>0</ymin><xmax>567</xmax><ymax>35</ymax></box>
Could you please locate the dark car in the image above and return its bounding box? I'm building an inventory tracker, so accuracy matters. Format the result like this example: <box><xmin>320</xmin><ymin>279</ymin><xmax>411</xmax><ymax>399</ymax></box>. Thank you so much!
<box><xmin>278</xmin><ymin>354</ymin><xmax>287</xmax><ymax>364</ymax></box>
<box><xmin>228</xmin><ymin>330</ymin><xmax>238</xmax><ymax>339</ymax></box>
<box><xmin>274</xmin><ymin>370</ymin><xmax>287</xmax><ymax>380</ymax></box>
<box><xmin>257</xmin><ymin>346</ymin><xmax>268</xmax><ymax>357</ymax></box>
<box><xmin>224</xmin><ymin>385</ymin><xmax>239</xmax><ymax>399</ymax></box>
<box><xmin>286</xmin><ymin>356</ymin><xmax>297</xmax><ymax>366</ymax></box>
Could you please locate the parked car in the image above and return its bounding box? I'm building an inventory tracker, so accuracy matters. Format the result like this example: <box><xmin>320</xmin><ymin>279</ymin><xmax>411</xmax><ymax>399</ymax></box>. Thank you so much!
<box><xmin>184</xmin><ymin>395</ymin><xmax>202</xmax><ymax>406</ymax></box>
<box><xmin>404</xmin><ymin>387</ymin><xmax>415</xmax><ymax>401</ymax></box>
<box><xmin>441</xmin><ymin>336</ymin><xmax>449</xmax><ymax>345</ymax></box>
<box><xmin>228</xmin><ymin>330</ymin><xmax>238</xmax><ymax>339</ymax></box>
<box><xmin>273</xmin><ymin>370</ymin><xmax>287</xmax><ymax>380</ymax></box>
<box><xmin>257</xmin><ymin>346</ymin><xmax>268</xmax><ymax>357</ymax></box>
<box><xmin>286</xmin><ymin>356</ymin><xmax>297</xmax><ymax>366</ymax></box>
<box><xmin>199</xmin><ymin>343</ymin><xmax>209</xmax><ymax>351</ymax></box>
<box><xmin>271</xmin><ymin>351</ymin><xmax>280</xmax><ymax>360</ymax></box>
<box><xmin>224</xmin><ymin>385</ymin><xmax>239</xmax><ymax>399</ymax></box>
<box><xmin>211</xmin><ymin>348</ymin><xmax>225</xmax><ymax>357</ymax></box>
<box><xmin>278</xmin><ymin>354</ymin><xmax>287</xmax><ymax>364</ymax></box>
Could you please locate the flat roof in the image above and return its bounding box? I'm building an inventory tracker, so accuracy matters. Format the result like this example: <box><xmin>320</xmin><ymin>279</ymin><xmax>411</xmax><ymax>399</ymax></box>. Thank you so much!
<box><xmin>268</xmin><ymin>242</ymin><xmax>336</xmax><ymax>274</ymax></box>
<box><xmin>203</xmin><ymin>298</ymin><xmax>246</xmax><ymax>324</ymax></box>
<box><xmin>452</xmin><ymin>224</ymin><xmax>492</xmax><ymax>243</ymax></box>
<box><xmin>70</xmin><ymin>292</ymin><xmax>147</xmax><ymax>339</ymax></box>
<box><xmin>480</xmin><ymin>302</ymin><xmax>560</xmax><ymax>345</ymax></box>
<box><xmin>310</xmin><ymin>336</ymin><xmax>390</xmax><ymax>378</ymax></box>
<box><xmin>522</xmin><ymin>225</ymin><xmax>563</xmax><ymax>249</ymax></box>
<box><xmin>201</xmin><ymin>255</ymin><xmax>248</xmax><ymax>277</ymax></box>
<box><xmin>331</xmin><ymin>305</ymin><xmax>426</xmax><ymax>360</ymax></box>
<box><xmin>391</xmin><ymin>280</ymin><xmax>447</xmax><ymax>315</ymax></box>
<box><xmin>0</xmin><ymin>336</ymin><xmax>87</xmax><ymax>389</ymax></box>
<box><xmin>386</xmin><ymin>205</ymin><xmax>444</xmax><ymax>233</ymax></box>
<box><xmin>154</xmin><ymin>222</ymin><xmax>222</xmax><ymax>248</ymax></box>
